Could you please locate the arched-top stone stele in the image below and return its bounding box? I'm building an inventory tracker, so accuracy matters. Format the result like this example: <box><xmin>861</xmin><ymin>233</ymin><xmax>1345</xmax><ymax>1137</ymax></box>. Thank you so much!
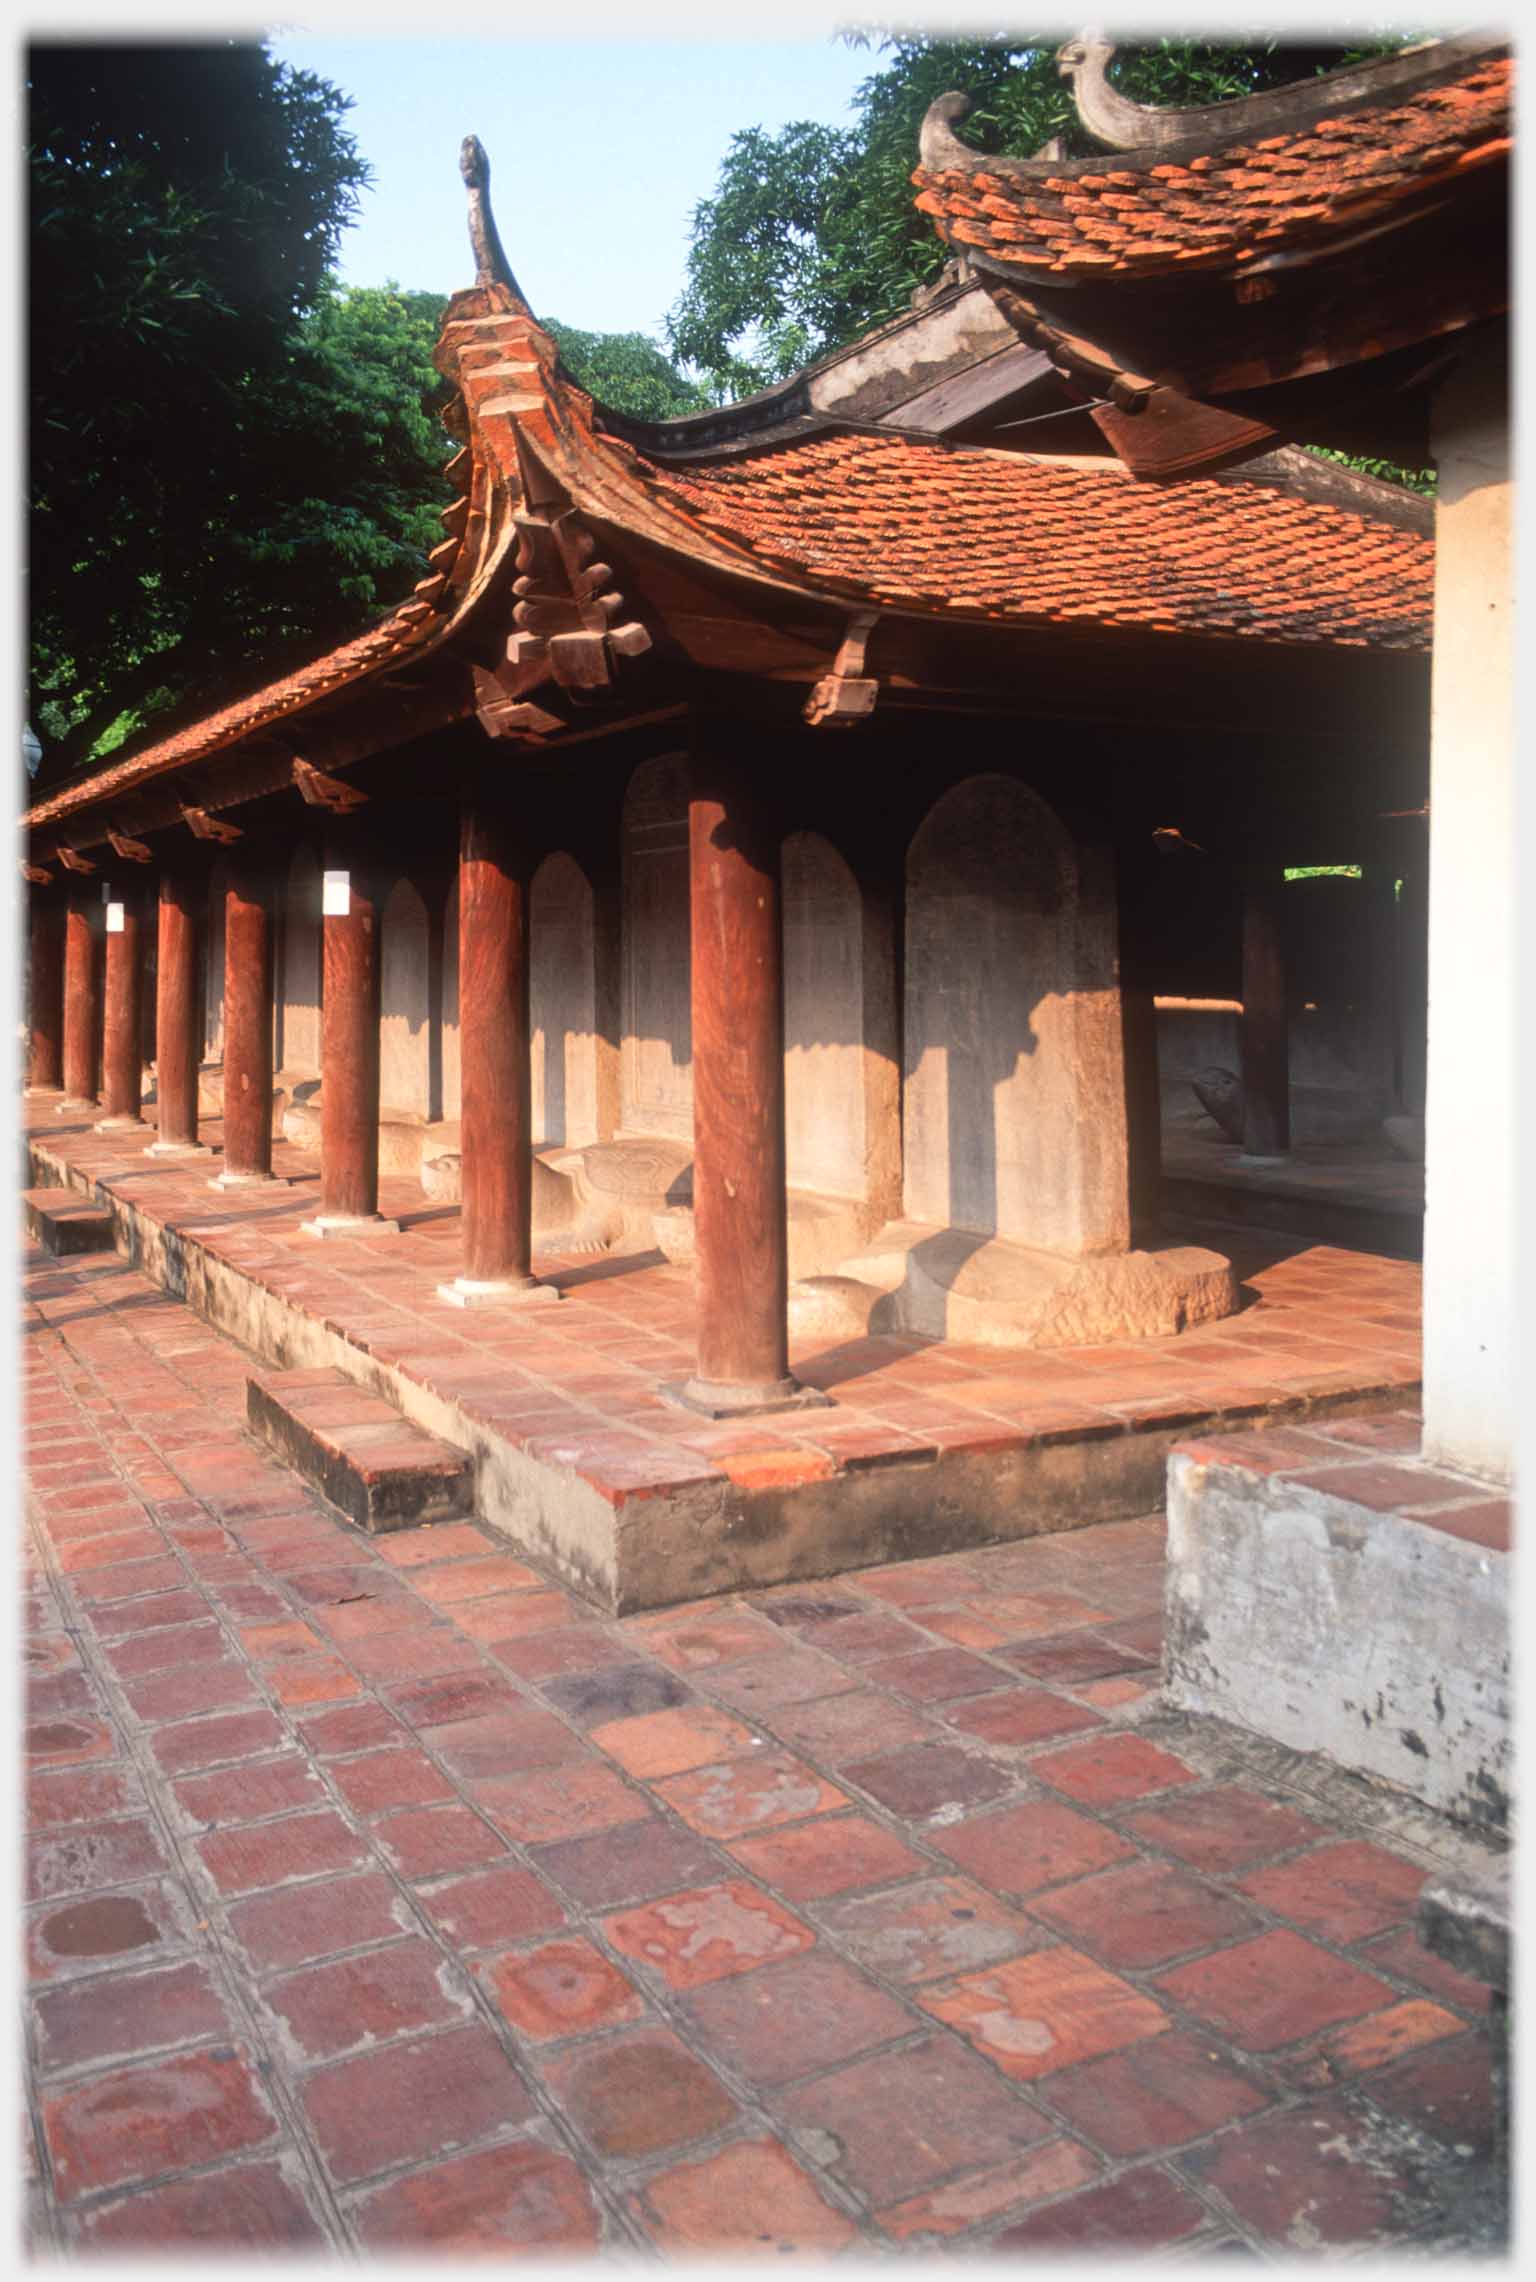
<box><xmin>621</xmin><ymin>753</ymin><xmax>692</xmax><ymax>1140</ymax></box>
<box><xmin>281</xmin><ymin>845</ymin><xmax>322</xmax><ymax>1076</ymax></box>
<box><xmin>379</xmin><ymin>878</ymin><xmax>431</xmax><ymax>1119</ymax></box>
<box><xmin>531</xmin><ymin>851</ymin><xmax>597</xmax><ymax>1148</ymax></box>
<box><xmin>783</xmin><ymin>831</ymin><xmax>868</xmax><ymax>1201</ymax></box>
<box><xmin>903</xmin><ymin>772</ymin><xmax>1129</xmax><ymax>1256</ymax></box>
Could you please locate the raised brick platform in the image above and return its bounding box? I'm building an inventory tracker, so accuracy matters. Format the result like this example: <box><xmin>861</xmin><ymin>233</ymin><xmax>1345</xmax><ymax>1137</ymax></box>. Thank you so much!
<box><xmin>247</xmin><ymin>1370</ymin><xmax>475</xmax><ymax>1536</ymax></box>
<box><xmin>26</xmin><ymin>1104</ymin><xmax>1424</xmax><ymax>1614</ymax></box>
<box><xmin>24</xmin><ymin>1187</ymin><xmax>115</xmax><ymax>1258</ymax></box>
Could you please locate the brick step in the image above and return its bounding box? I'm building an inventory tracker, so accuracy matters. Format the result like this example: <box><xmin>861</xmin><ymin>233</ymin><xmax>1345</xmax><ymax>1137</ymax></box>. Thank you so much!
<box><xmin>247</xmin><ymin>1368</ymin><xmax>475</xmax><ymax>1535</ymax></box>
<box><xmin>23</xmin><ymin>1187</ymin><xmax>115</xmax><ymax>1256</ymax></box>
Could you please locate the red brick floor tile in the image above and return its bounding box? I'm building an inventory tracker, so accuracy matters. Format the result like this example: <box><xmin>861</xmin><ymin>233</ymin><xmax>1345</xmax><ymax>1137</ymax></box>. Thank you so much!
<box><xmin>921</xmin><ymin>1945</ymin><xmax>1170</xmax><ymax>2080</ymax></box>
<box><xmin>1235</xmin><ymin>1838</ymin><xmax>1428</xmax><ymax>1943</ymax></box>
<box><xmin>1355</xmin><ymin>1925</ymin><xmax>1491</xmax><ymax>2015</ymax></box>
<box><xmin>34</xmin><ymin>1958</ymin><xmax>232</xmax><ymax>2076</ymax></box>
<box><xmin>27</xmin><ymin>1818</ymin><xmax>170</xmax><ymax>1904</ymax></box>
<box><xmin>728</xmin><ymin>1813</ymin><xmax>924</xmax><ymax>1902</ymax></box>
<box><xmin>1364</xmin><ymin>2033</ymin><xmax>1498</xmax><ymax>2151</ymax></box>
<box><xmin>653</xmin><ymin>1749</ymin><xmax>849</xmax><ymax>1841</ymax></box>
<box><xmin>844</xmin><ymin>1740</ymin><xmax>1015</xmax><ymax>1820</ymax></box>
<box><xmin>590</xmin><ymin>1702</ymin><xmax>761</xmax><ymax>1780</ymax></box>
<box><xmin>1043</xmin><ymin>2027</ymin><xmax>1271</xmax><ymax>2156</ymax></box>
<box><xmin>350</xmin><ymin>2136</ymin><xmax>602</xmax><ymax>2252</ymax></box>
<box><xmin>774</xmin><ymin>2034</ymin><xmax>1052</xmax><ymax>2207</ymax></box>
<box><xmin>878</xmin><ymin>2137</ymin><xmax>1101</xmax><ymax>2242</ymax></box>
<box><xmin>198</xmin><ymin>1807</ymin><xmax>371</xmax><ymax>1897</ymax></box>
<box><xmin>943</xmin><ymin>1686</ymin><xmax>1106</xmax><ymax>1748</ymax></box>
<box><xmin>496</xmin><ymin>1624</ymin><xmax>646</xmax><ymax>1685</ymax></box>
<box><xmin>100</xmin><ymin>1620</ymin><xmax>228</xmax><ymax>1680</ymax></box>
<box><xmin>807</xmin><ymin>1609</ymin><xmax>931</xmax><ymax>1663</ymax></box>
<box><xmin>264</xmin><ymin>1655</ymin><xmax>365</xmax><ymax>1709</ymax></box>
<box><xmin>1027</xmin><ymin>1857</ymin><xmax>1265</xmax><ymax>1970</ymax></box>
<box><xmin>1032</xmin><ymin>1733</ymin><xmax>1201</xmax><ymax>1808</ymax></box>
<box><xmin>264</xmin><ymin>1937</ymin><xmax>470</xmax><ymax>2060</ymax></box>
<box><xmin>293</xmin><ymin>1700</ymin><xmax>403</xmax><ymax>1758</ymax></box>
<box><xmin>43</xmin><ymin>2046</ymin><xmax>279</xmax><ymax>2201</ymax></box>
<box><xmin>482</xmin><ymin>1935</ymin><xmax>647</xmax><ymax>2042</ymax></box>
<box><xmin>1121</xmin><ymin>1784</ymin><xmax>1326</xmax><ymax>1873</ymax></box>
<box><xmin>227</xmin><ymin>1872</ymin><xmax>414</xmax><ymax>1973</ymax></box>
<box><xmin>1183</xmin><ymin>2093</ymin><xmax>1443</xmax><ymax>2247</ymax></box>
<box><xmin>1077</xmin><ymin>1673</ymin><xmax>1159</xmax><ymax>1712</ymax></box>
<box><xmin>991</xmin><ymin>2162</ymin><xmax>1212</xmax><ymax>2252</ymax></box>
<box><xmin>413</xmin><ymin>1862</ymin><xmax>566</xmax><ymax>1953</ymax></box>
<box><xmin>148</xmin><ymin>1707</ymin><xmax>287</xmax><ymax>1776</ymax></box>
<box><xmin>625</xmin><ymin>1607</ymin><xmax>786</xmax><ymax>1672</ymax></box>
<box><xmin>999</xmin><ymin>1630</ymin><xmax>1155</xmax><ymax>1685</ymax></box>
<box><xmin>326</xmin><ymin>1745</ymin><xmax>456</xmax><ymax>1817</ymax></box>
<box><xmin>372</xmin><ymin>1804</ymin><xmax>507</xmax><ymax>1881</ymax></box>
<box><xmin>472</xmin><ymin>1762</ymin><xmax>646</xmax><ymax>1846</ymax></box>
<box><xmin>301</xmin><ymin>2023</ymin><xmax>535</xmax><ymax>2184</ymax></box>
<box><xmin>23</xmin><ymin>1713</ymin><xmax>116</xmax><ymax>1768</ymax></box>
<box><xmin>413</xmin><ymin>1553</ymin><xmax>544</xmax><ymax>1606</ymax></box>
<box><xmin>430</xmin><ymin>1702</ymin><xmax>584</xmax><ymax>1778</ymax></box>
<box><xmin>540</xmin><ymin>2025</ymin><xmax>738</xmax><ymax>2158</ymax></box>
<box><xmin>814</xmin><ymin>1874</ymin><xmax>1051</xmax><ymax>1985</ymax></box>
<box><xmin>932</xmin><ymin>1798</ymin><xmax>1135</xmax><ymax>1897</ymax></box>
<box><xmin>376</xmin><ymin>1522</ymin><xmax>493</xmax><ymax>1567</ymax></box>
<box><xmin>1157</xmin><ymin>1928</ymin><xmax>1398</xmax><ymax>2051</ymax></box>
<box><xmin>628</xmin><ymin>2135</ymin><xmax>858</xmax><ymax>2254</ymax></box>
<box><xmin>539</xmin><ymin>1660</ymin><xmax>692</xmax><ymax>1729</ymax></box>
<box><xmin>602</xmin><ymin>1881</ymin><xmax>815</xmax><ymax>1991</ymax></box>
<box><xmin>864</xmin><ymin>1646</ymin><xmax>1012</xmax><ymax>1703</ymax></box>
<box><xmin>171</xmin><ymin>1754</ymin><xmax>328</xmax><ymax>1829</ymax></box>
<box><xmin>700</xmin><ymin>1643</ymin><xmax>860</xmax><ymax>1713</ymax></box>
<box><xmin>1275</xmin><ymin>1998</ymin><xmax>1467</xmax><ymax>2090</ymax></box>
<box><xmin>758</xmin><ymin>1688</ymin><xmax>935</xmax><ymax>1765</ymax></box>
<box><xmin>26</xmin><ymin>1882</ymin><xmax>195</xmax><ymax>1985</ymax></box>
<box><xmin>120</xmin><ymin>1660</ymin><xmax>265</xmax><ymax>1726</ymax></box>
<box><xmin>28</xmin><ymin>1765</ymin><xmax>146</xmax><ymax>1831</ymax></box>
<box><xmin>70</xmin><ymin>2160</ymin><xmax>330</xmax><ymax>2253</ymax></box>
<box><xmin>344</xmin><ymin>1627</ymin><xmax>484</xmax><ymax>1684</ymax></box>
<box><xmin>532</xmin><ymin>1818</ymin><xmax>721</xmax><ymax>1910</ymax></box>
<box><xmin>681</xmin><ymin>1950</ymin><xmax>914</xmax><ymax>2086</ymax></box>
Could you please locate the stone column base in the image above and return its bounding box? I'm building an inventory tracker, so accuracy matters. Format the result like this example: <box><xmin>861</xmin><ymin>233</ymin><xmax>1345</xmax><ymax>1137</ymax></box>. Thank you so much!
<box><xmin>209</xmin><ymin>1169</ymin><xmax>285</xmax><ymax>1191</ymax></box>
<box><xmin>145</xmin><ymin>1139</ymin><xmax>213</xmax><ymax>1159</ymax></box>
<box><xmin>436</xmin><ymin>1277</ymin><xmax>561</xmax><ymax>1309</ymax></box>
<box><xmin>24</xmin><ymin>1085</ymin><xmax>63</xmax><ymax>1100</ymax></box>
<box><xmin>660</xmin><ymin>1375</ymin><xmax>833</xmax><ymax>1421</ymax></box>
<box><xmin>94</xmin><ymin>1113</ymin><xmax>151</xmax><ymax>1134</ymax></box>
<box><xmin>55</xmin><ymin>1096</ymin><xmax>97</xmax><ymax>1115</ymax></box>
<box><xmin>299</xmin><ymin>1212</ymin><xmax>401</xmax><ymax>1239</ymax></box>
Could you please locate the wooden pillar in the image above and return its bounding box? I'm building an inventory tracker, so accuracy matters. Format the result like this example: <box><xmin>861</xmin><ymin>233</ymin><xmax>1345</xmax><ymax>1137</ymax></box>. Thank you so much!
<box><xmin>302</xmin><ymin>857</ymin><xmax>397</xmax><ymax>1235</ymax></box>
<box><xmin>211</xmin><ymin>866</ymin><xmax>277</xmax><ymax>1185</ymax></box>
<box><xmin>96</xmin><ymin>890</ymin><xmax>149</xmax><ymax>1131</ymax></box>
<box><xmin>1240</xmin><ymin>865</ymin><xmax>1290</xmax><ymax>1159</ymax></box>
<box><xmin>665</xmin><ymin>727</ymin><xmax>826</xmax><ymax>1418</ymax></box>
<box><xmin>438</xmin><ymin>808</ymin><xmax>556</xmax><ymax>1306</ymax></box>
<box><xmin>25</xmin><ymin>899</ymin><xmax>65</xmax><ymax>1093</ymax></box>
<box><xmin>58</xmin><ymin>896</ymin><xmax>99</xmax><ymax>1109</ymax></box>
<box><xmin>147</xmin><ymin>872</ymin><xmax>208</xmax><ymax>1156</ymax></box>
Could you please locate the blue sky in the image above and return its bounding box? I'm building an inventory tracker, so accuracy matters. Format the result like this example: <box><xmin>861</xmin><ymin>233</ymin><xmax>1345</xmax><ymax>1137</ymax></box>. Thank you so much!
<box><xmin>263</xmin><ymin>32</ymin><xmax>875</xmax><ymax>339</ymax></box>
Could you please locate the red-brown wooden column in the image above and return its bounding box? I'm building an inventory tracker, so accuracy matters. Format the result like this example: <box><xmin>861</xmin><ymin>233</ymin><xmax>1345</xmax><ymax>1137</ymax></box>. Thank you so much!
<box><xmin>301</xmin><ymin>858</ymin><xmax>397</xmax><ymax>1236</ymax></box>
<box><xmin>665</xmin><ymin>726</ymin><xmax>827</xmax><ymax>1418</ymax></box>
<box><xmin>95</xmin><ymin>890</ymin><xmax>150</xmax><ymax>1131</ymax></box>
<box><xmin>438</xmin><ymin>807</ymin><xmax>557</xmax><ymax>1306</ymax></box>
<box><xmin>25</xmin><ymin>898</ymin><xmax>65</xmax><ymax>1094</ymax></box>
<box><xmin>147</xmin><ymin>872</ymin><xmax>209</xmax><ymax>1156</ymax></box>
<box><xmin>211</xmin><ymin>866</ymin><xmax>278</xmax><ymax>1186</ymax></box>
<box><xmin>58</xmin><ymin>896</ymin><xmax>99</xmax><ymax>1111</ymax></box>
<box><xmin>1240</xmin><ymin>864</ymin><xmax>1290</xmax><ymax>1159</ymax></box>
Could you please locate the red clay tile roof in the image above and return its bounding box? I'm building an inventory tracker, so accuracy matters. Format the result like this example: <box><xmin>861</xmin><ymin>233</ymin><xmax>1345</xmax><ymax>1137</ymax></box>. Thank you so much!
<box><xmin>637</xmin><ymin>432</ymin><xmax>1431</xmax><ymax>650</ymax></box>
<box><xmin>913</xmin><ymin>53</ymin><xmax>1510</xmax><ymax>284</ymax></box>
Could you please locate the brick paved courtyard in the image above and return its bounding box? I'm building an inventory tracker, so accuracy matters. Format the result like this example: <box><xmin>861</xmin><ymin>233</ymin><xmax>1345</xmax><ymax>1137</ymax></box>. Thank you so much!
<box><xmin>22</xmin><ymin>1237</ymin><xmax>1505</xmax><ymax>2256</ymax></box>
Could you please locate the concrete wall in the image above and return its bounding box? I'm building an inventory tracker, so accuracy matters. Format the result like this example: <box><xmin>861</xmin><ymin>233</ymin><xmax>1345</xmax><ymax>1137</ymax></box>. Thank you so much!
<box><xmin>531</xmin><ymin>851</ymin><xmax>598</xmax><ymax>1148</ymax></box>
<box><xmin>621</xmin><ymin>753</ymin><xmax>692</xmax><ymax>1140</ymax></box>
<box><xmin>903</xmin><ymin>775</ymin><xmax>1129</xmax><ymax>1254</ymax></box>
<box><xmin>379</xmin><ymin>878</ymin><xmax>431</xmax><ymax>1119</ymax></box>
<box><xmin>1420</xmin><ymin>342</ymin><xmax>1513</xmax><ymax>1485</ymax></box>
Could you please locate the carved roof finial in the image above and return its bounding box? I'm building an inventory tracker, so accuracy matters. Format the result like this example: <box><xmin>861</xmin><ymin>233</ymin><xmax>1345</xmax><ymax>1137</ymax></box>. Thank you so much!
<box><xmin>459</xmin><ymin>134</ymin><xmax>531</xmax><ymax>307</ymax></box>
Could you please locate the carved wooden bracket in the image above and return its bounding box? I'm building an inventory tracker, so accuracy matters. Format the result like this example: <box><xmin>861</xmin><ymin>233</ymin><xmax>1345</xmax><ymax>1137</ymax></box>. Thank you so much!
<box><xmin>292</xmin><ymin>757</ymin><xmax>368</xmax><ymax>813</ymax></box>
<box><xmin>21</xmin><ymin>860</ymin><xmax>52</xmax><ymax>885</ymax></box>
<box><xmin>179</xmin><ymin>800</ymin><xmax>244</xmax><ymax>843</ymax></box>
<box><xmin>471</xmin><ymin>665</ymin><xmax>566</xmax><ymax>743</ymax></box>
<box><xmin>106</xmin><ymin>825</ymin><xmax>153</xmax><ymax>863</ymax></box>
<box><xmin>804</xmin><ymin>613</ymin><xmax>880</xmax><ymax>729</ymax></box>
<box><xmin>505</xmin><ymin>503</ymin><xmax>652</xmax><ymax>693</ymax></box>
<box><xmin>56</xmin><ymin>845</ymin><xmax>97</xmax><ymax>874</ymax></box>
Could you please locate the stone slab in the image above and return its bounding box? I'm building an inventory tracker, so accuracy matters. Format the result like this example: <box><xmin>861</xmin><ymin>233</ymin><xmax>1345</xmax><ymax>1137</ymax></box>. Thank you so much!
<box><xmin>246</xmin><ymin>1370</ymin><xmax>475</xmax><ymax>1536</ymax></box>
<box><xmin>23</xmin><ymin>1189</ymin><xmax>115</xmax><ymax>1257</ymax></box>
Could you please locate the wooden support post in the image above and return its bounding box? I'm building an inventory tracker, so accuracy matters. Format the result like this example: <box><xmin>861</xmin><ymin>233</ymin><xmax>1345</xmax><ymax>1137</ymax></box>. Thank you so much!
<box><xmin>147</xmin><ymin>872</ymin><xmax>209</xmax><ymax>1156</ymax></box>
<box><xmin>26</xmin><ymin>899</ymin><xmax>65</xmax><ymax>1093</ymax></box>
<box><xmin>438</xmin><ymin>807</ymin><xmax>557</xmax><ymax>1307</ymax></box>
<box><xmin>664</xmin><ymin>727</ymin><xmax>827</xmax><ymax>1418</ymax></box>
<box><xmin>1240</xmin><ymin>865</ymin><xmax>1290</xmax><ymax>1159</ymax></box>
<box><xmin>211</xmin><ymin>866</ymin><xmax>278</xmax><ymax>1186</ymax></box>
<box><xmin>58</xmin><ymin>897</ymin><xmax>100</xmax><ymax>1110</ymax></box>
<box><xmin>302</xmin><ymin>857</ymin><xmax>397</xmax><ymax>1236</ymax></box>
<box><xmin>96</xmin><ymin>890</ymin><xmax>149</xmax><ymax>1131</ymax></box>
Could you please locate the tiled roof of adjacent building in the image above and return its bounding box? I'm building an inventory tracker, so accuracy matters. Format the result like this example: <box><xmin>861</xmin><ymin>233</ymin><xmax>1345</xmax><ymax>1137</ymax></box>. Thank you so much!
<box><xmin>912</xmin><ymin>49</ymin><xmax>1510</xmax><ymax>284</ymax></box>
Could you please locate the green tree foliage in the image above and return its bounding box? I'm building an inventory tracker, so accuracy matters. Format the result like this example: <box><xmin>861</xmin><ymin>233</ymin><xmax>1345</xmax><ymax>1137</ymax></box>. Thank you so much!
<box><xmin>544</xmin><ymin>320</ymin><xmax>712</xmax><ymax>421</ymax></box>
<box><xmin>27</xmin><ymin>42</ymin><xmax>447</xmax><ymax>779</ymax></box>
<box><xmin>669</xmin><ymin>31</ymin><xmax>1407</xmax><ymax>399</ymax></box>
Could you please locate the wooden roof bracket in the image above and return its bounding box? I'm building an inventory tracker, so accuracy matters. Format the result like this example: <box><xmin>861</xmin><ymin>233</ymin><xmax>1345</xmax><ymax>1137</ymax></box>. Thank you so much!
<box><xmin>21</xmin><ymin>859</ymin><xmax>53</xmax><ymax>885</ymax></box>
<box><xmin>804</xmin><ymin>612</ymin><xmax>881</xmax><ymax>729</ymax></box>
<box><xmin>503</xmin><ymin>434</ymin><xmax>652</xmax><ymax>697</ymax></box>
<box><xmin>106</xmin><ymin>825</ymin><xmax>153</xmax><ymax>863</ymax></box>
<box><xmin>292</xmin><ymin>756</ymin><xmax>368</xmax><ymax>813</ymax></box>
<box><xmin>179</xmin><ymin>798</ymin><xmax>243</xmax><ymax>843</ymax></box>
<box><xmin>56</xmin><ymin>844</ymin><xmax>97</xmax><ymax>874</ymax></box>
